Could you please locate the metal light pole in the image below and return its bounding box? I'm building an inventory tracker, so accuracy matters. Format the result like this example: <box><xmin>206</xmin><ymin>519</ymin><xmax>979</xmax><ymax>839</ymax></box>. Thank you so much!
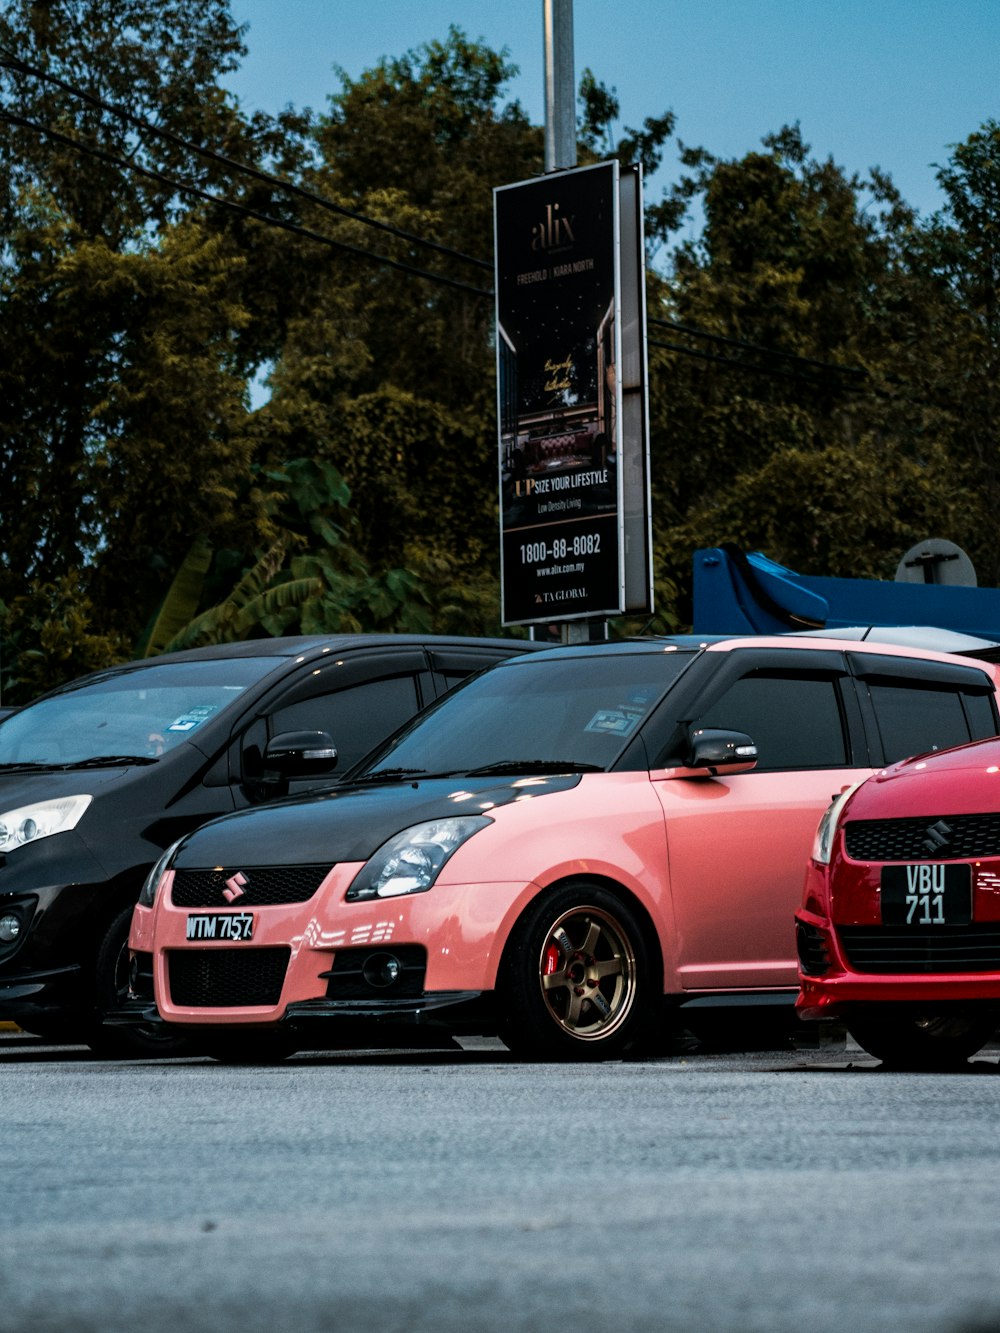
<box><xmin>544</xmin><ymin>1</ymin><xmax>605</xmax><ymax>644</ymax></box>
<box><xmin>543</xmin><ymin>0</ymin><xmax>576</xmax><ymax>173</ymax></box>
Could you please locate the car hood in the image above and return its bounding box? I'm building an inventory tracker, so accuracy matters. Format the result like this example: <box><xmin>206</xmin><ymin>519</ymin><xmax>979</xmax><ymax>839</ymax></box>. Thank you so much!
<box><xmin>172</xmin><ymin>774</ymin><xmax>584</xmax><ymax>868</ymax></box>
<box><xmin>0</xmin><ymin>765</ymin><xmax>136</xmax><ymax>808</ymax></box>
<box><xmin>850</xmin><ymin>738</ymin><xmax>1000</xmax><ymax>821</ymax></box>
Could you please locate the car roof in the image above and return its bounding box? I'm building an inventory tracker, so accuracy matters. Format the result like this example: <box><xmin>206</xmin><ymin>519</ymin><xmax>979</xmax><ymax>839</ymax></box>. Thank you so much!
<box><xmin>134</xmin><ymin>633</ymin><xmax>538</xmax><ymax>668</ymax></box>
<box><xmin>29</xmin><ymin>633</ymin><xmax>540</xmax><ymax>702</ymax></box>
<box><xmin>497</xmin><ymin>630</ymin><xmax>1000</xmax><ymax>667</ymax></box>
<box><xmin>790</xmin><ymin>625</ymin><xmax>1000</xmax><ymax>660</ymax></box>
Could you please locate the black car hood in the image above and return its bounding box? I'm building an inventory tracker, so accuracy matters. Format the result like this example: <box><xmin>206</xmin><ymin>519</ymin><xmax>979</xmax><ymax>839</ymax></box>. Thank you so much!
<box><xmin>0</xmin><ymin>765</ymin><xmax>135</xmax><ymax>807</ymax></box>
<box><xmin>173</xmin><ymin>774</ymin><xmax>583</xmax><ymax>868</ymax></box>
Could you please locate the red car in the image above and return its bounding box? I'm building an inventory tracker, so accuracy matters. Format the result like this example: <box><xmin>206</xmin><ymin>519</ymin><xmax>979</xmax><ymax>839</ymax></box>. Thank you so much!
<box><xmin>123</xmin><ymin>634</ymin><xmax>1000</xmax><ymax>1061</ymax></box>
<box><xmin>798</xmin><ymin>736</ymin><xmax>1000</xmax><ymax>1067</ymax></box>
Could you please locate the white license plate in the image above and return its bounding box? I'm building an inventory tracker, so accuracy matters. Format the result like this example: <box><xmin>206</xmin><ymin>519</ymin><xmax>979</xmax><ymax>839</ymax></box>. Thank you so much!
<box><xmin>185</xmin><ymin>912</ymin><xmax>254</xmax><ymax>942</ymax></box>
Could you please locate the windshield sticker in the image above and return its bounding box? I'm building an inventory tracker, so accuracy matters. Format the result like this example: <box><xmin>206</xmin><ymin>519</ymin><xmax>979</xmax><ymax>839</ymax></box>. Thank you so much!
<box><xmin>626</xmin><ymin>688</ymin><xmax>658</xmax><ymax>709</ymax></box>
<box><xmin>166</xmin><ymin>704</ymin><xmax>219</xmax><ymax>733</ymax></box>
<box><xmin>585</xmin><ymin>708</ymin><xmax>643</xmax><ymax>737</ymax></box>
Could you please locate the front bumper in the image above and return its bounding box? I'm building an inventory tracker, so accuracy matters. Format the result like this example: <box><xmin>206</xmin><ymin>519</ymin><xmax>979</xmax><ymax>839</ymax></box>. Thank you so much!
<box><xmin>132</xmin><ymin>865</ymin><xmax>535</xmax><ymax>1030</ymax></box>
<box><xmin>0</xmin><ymin>842</ymin><xmax>122</xmax><ymax>1022</ymax></box>
<box><xmin>108</xmin><ymin>989</ymin><xmax>489</xmax><ymax>1046</ymax></box>
<box><xmin>795</xmin><ymin>906</ymin><xmax>1000</xmax><ymax>1020</ymax></box>
<box><xmin>0</xmin><ymin>962</ymin><xmax>84</xmax><ymax>1029</ymax></box>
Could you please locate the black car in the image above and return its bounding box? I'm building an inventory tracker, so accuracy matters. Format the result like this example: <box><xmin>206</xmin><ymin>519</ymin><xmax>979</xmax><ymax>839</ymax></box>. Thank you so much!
<box><xmin>0</xmin><ymin>633</ymin><xmax>534</xmax><ymax>1054</ymax></box>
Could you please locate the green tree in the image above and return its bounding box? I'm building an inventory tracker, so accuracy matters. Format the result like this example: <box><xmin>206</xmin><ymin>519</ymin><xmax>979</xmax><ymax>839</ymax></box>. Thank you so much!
<box><xmin>242</xmin><ymin>29</ymin><xmax>543</xmax><ymax>617</ymax></box>
<box><xmin>155</xmin><ymin>457</ymin><xmax>438</xmax><ymax>652</ymax></box>
<box><xmin>644</xmin><ymin>125</ymin><xmax>992</xmax><ymax>619</ymax></box>
<box><xmin>906</xmin><ymin>120</ymin><xmax>1000</xmax><ymax>583</ymax></box>
<box><xmin>0</xmin><ymin>0</ymin><xmax>310</xmax><ymax>649</ymax></box>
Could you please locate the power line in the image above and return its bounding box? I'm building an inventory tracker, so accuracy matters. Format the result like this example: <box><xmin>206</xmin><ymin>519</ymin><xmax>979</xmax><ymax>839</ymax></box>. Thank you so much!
<box><xmin>0</xmin><ymin>48</ymin><xmax>906</xmax><ymax>394</ymax></box>
<box><xmin>648</xmin><ymin>336</ymin><xmax>867</xmax><ymax>391</ymax></box>
<box><xmin>649</xmin><ymin>314</ymin><xmax>867</xmax><ymax>379</ymax></box>
<box><xmin>0</xmin><ymin>60</ymin><xmax>939</xmax><ymax>401</ymax></box>
<box><xmin>0</xmin><ymin>48</ymin><xmax>493</xmax><ymax>274</ymax></box>
<box><xmin>0</xmin><ymin>106</ymin><xmax>493</xmax><ymax>298</ymax></box>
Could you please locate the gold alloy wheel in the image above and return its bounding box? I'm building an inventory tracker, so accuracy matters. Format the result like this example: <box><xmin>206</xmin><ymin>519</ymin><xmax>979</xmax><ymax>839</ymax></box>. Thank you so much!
<box><xmin>537</xmin><ymin>905</ymin><xmax>638</xmax><ymax>1042</ymax></box>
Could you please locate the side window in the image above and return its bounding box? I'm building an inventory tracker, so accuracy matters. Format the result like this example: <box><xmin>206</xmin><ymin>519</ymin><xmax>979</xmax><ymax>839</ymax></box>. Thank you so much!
<box><xmin>270</xmin><ymin>675</ymin><xmax>422</xmax><ymax>775</ymax></box>
<box><xmin>427</xmin><ymin>648</ymin><xmax>515</xmax><ymax>700</ymax></box>
<box><xmin>692</xmin><ymin>673</ymin><xmax>848</xmax><ymax>771</ymax></box>
<box><xmin>964</xmin><ymin>690</ymin><xmax>1000</xmax><ymax>740</ymax></box>
<box><xmin>436</xmin><ymin>670</ymin><xmax>479</xmax><ymax>696</ymax></box>
<box><xmin>867</xmin><ymin>683</ymin><xmax>977</xmax><ymax>764</ymax></box>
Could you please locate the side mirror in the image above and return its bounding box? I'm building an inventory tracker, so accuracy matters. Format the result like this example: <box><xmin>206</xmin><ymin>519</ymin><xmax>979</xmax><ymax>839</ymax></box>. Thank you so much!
<box><xmin>263</xmin><ymin>730</ymin><xmax>338</xmax><ymax>779</ymax></box>
<box><xmin>685</xmin><ymin>728</ymin><xmax>758</xmax><ymax>776</ymax></box>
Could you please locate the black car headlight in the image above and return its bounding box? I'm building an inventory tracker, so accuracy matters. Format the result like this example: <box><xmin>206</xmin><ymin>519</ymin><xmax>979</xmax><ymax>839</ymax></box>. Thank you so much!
<box><xmin>346</xmin><ymin>816</ymin><xmax>493</xmax><ymax>902</ymax></box>
<box><xmin>0</xmin><ymin>795</ymin><xmax>92</xmax><ymax>854</ymax></box>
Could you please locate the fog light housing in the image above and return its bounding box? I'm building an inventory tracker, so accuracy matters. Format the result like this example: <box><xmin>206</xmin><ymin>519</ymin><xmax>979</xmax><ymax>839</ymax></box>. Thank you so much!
<box><xmin>796</xmin><ymin>920</ymin><xmax>831</xmax><ymax>976</ymax></box>
<box><xmin>0</xmin><ymin>912</ymin><xmax>22</xmax><ymax>943</ymax></box>
<box><xmin>362</xmin><ymin>953</ymin><xmax>402</xmax><ymax>989</ymax></box>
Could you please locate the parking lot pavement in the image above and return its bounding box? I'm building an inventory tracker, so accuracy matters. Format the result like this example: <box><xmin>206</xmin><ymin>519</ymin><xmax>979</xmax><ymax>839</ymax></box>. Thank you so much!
<box><xmin>6</xmin><ymin>1026</ymin><xmax>1000</xmax><ymax>1333</ymax></box>
<box><xmin>3</xmin><ymin>1021</ymin><xmax>999</xmax><ymax>1073</ymax></box>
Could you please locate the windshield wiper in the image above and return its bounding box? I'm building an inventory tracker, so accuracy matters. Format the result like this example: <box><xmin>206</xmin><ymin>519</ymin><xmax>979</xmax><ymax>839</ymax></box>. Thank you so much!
<box><xmin>465</xmin><ymin>759</ymin><xmax>605</xmax><ymax>776</ymax></box>
<box><xmin>350</xmin><ymin>767</ymin><xmax>457</xmax><ymax>785</ymax></box>
<box><xmin>60</xmin><ymin>755</ymin><xmax>160</xmax><ymax>768</ymax></box>
<box><xmin>0</xmin><ymin>755</ymin><xmax>161</xmax><ymax>772</ymax></box>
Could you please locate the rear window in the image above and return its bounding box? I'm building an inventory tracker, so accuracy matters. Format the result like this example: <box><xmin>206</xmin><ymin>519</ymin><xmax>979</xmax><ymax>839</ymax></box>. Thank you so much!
<box><xmin>868</xmin><ymin>683</ymin><xmax>978</xmax><ymax>764</ymax></box>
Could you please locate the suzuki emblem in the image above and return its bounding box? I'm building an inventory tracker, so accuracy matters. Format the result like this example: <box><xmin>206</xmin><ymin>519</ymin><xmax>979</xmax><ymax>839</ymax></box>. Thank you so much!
<box><xmin>921</xmin><ymin>820</ymin><xmax>953</xmax><ymax>855</ymax></box>
<box><xmin>223</xmin><ymin>871</ymin><xmax>248</xmax><ymax>903</ymax></box>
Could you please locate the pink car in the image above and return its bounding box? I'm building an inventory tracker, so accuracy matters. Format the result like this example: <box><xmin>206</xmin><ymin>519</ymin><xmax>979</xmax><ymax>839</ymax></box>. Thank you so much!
<box><xmin>798</xmin><ymin>733</ymin><xmax>1000</xmax><ymax>1067</ymax></box>
<box><xmin>123</xmin><ymin>635</ymin><xmax>1000</xmax><ymax>1061</ymax></box>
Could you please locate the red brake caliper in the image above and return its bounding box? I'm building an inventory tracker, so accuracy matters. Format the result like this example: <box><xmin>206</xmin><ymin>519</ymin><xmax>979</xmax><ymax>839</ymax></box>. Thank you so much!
<box><xmin>543</xmin><ymin>944</ymin><xmax>562</xmax><ymax>976</ymax></box>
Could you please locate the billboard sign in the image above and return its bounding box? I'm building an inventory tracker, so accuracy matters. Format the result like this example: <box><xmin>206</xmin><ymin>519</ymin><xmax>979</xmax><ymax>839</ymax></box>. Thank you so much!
<box><xmin>494</xmin><ymin>160</ymin><xmax>625</xmax><ymax>624</ymax></box>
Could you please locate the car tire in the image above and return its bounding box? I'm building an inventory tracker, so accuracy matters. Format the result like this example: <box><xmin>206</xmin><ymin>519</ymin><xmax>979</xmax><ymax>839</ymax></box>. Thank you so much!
<box><xmin>846</xmin><ymin>1010</ymin><xmax>997</xmax><ymax>1070</ymax></box>
<box><xmin>496</xmin><ymin>881</ymin><xmax>652</xmax><ymax>1061</ymax></box>
<box><xmin>85</xmin><ymin>904</ymin><xmax>191</xmax><ymax>1059</ymax></box>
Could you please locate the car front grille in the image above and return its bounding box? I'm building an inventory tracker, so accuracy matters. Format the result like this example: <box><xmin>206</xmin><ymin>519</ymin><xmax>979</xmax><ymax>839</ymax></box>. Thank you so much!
<box><xmin>167</xmin><ymin>947</ymin><xmax>290</xmax><ymax>1007</ymax></box>
<box><xmin>838</xmin><ymin>925</ymin><xmax>1000</xmax><ymax>973</ymax></box>
<box><xmin>170</xmin><ymin>865</ymin><xmax>330</xmax><ymax>908</ymax></box>
<box><xmin>844</xmin><ymin>814</ymin><xmax>1000</xmax><ymax>863</ymax></box>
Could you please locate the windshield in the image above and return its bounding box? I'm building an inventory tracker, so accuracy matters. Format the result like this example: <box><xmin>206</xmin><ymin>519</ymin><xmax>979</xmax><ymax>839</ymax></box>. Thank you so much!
<box><xmin>0</xmin><ymin>658</ymin><xmax>281</xmax><ymax>767</ymax></box>
<box><xmin>360</xmin><ymin>650</ymin><xmax>694</xmax><ymax>779</ymax></box>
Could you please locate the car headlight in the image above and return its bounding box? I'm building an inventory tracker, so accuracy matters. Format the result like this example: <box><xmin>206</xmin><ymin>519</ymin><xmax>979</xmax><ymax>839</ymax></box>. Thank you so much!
<box><xmin>346</xmin><ymin>816</ymin><xmax>493</xmax><ymax>901</ymax></box>
<box><xmin>138</xmin><ymin>839</ymin><xmax>184</xmax><ymax>907</ymax></box>
<box><xmin>0</xmin><ymin>795</ymin><xmax>93</xmax><ymax>854</ymax></box>
<box><xmin>811</xmin><ymin>779</ymin><xmax>867</xmax><ymax>865</ymax></box>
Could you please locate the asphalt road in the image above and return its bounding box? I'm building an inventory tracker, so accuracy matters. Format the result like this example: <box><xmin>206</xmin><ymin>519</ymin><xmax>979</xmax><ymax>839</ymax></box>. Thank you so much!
<box><xmin>3</xmin><ymin>1027</ymin><xmax>1000</xmax><ymax>1333</ymax></box>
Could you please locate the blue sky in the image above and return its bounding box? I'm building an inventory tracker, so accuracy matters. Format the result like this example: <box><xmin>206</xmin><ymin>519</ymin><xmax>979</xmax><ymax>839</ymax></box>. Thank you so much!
<box><xmin>225</xmin><ymin>0</ymin><xmax>999</xmax><ymax>227</ymax></box>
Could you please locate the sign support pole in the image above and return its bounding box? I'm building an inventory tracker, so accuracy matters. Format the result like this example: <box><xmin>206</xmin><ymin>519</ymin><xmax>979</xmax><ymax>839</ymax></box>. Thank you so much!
<box><xmin>543</xmin><ymin>0</ymin><xmax>577</xmax><ymax>173</ymax></box>
<box><xmin>543</xmin><ymin>1</ymin><xmax>599</xmax><ymax>645</ymax></box>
